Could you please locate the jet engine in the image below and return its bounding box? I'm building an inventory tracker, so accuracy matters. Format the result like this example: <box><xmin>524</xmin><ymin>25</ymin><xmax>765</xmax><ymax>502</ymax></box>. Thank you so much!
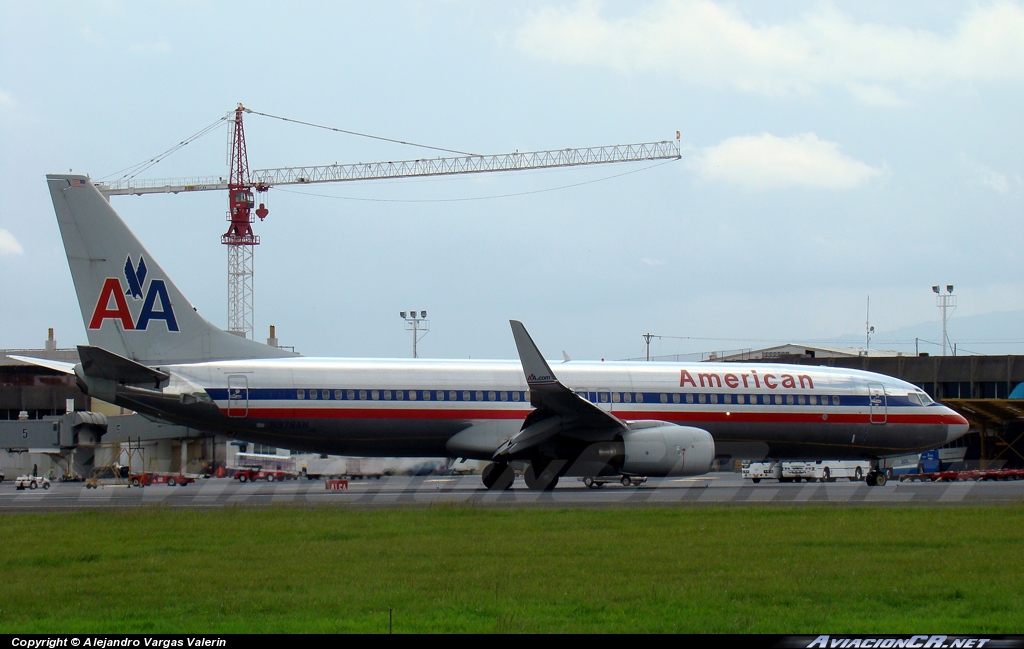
<box><xmin>619</xmin><ymin>421</ymin><xmax>715</xmax><ymax>477</ymax></box>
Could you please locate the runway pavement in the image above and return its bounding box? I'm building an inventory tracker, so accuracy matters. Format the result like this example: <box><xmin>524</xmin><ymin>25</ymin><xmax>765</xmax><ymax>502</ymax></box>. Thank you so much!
<box><xmin>2</xmin><ymin>471</ymin><xmax>1022</xmax><ymax>512</ymax></box>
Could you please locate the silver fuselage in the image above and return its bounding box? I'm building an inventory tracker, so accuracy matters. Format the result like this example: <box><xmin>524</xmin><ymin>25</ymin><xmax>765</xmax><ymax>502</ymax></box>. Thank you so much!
<box><xmin>114</xmin><ymin>357</ymin><xmax>968</xmax><ymax>462</ymax></box>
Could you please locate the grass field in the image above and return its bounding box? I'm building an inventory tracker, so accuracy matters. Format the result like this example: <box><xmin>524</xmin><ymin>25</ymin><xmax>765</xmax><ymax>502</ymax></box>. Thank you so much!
<box><xmin>1</xmin><ymin>505</ymin><xmax>1022</xmax><ymax>633</ymax></box>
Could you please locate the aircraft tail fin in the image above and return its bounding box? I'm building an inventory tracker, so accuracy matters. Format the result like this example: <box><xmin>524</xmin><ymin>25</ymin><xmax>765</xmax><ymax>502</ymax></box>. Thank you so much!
<box><xmin>46</xmin><ymin>174</ymin><xmax>297</xmax><ymax>364</ymax></box>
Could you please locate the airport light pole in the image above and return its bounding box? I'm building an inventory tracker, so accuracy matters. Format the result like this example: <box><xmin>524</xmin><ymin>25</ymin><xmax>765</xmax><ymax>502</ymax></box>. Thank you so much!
<box><xmin>932</xmin><ymin>285</ymin><xmax>956</xmax><ymax>356</ymax></box>
<box><xmin>400</xmin><ymin>310</ymin><xmax>429</xmax><ymax>358</ymax></box>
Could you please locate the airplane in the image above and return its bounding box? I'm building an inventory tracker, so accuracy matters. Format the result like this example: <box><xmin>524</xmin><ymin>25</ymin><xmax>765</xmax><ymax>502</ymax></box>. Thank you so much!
<box><xmin>16</xmin><ymin>174</ymin><xmax>970</xmax><ymax>490</ymax></box>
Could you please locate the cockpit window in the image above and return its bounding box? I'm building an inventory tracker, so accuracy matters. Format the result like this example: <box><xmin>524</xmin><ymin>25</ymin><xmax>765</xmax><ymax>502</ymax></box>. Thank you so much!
<box><xmin>909</xmin><ymin>391</ymin><xmax>933</xmax><ymax>406</ymax></box>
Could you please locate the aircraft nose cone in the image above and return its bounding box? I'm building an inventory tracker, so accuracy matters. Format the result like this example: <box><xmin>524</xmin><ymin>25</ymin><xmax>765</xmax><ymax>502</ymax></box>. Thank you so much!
<box><xmin>944</xmin><ymin>410</ymin><xmax>969</xmax><ymax>443</ymax></box>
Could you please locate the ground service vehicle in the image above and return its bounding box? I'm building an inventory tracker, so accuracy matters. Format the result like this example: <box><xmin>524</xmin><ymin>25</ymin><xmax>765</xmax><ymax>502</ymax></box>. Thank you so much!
<box><xmin>742</xmin><ymin>461</ymin><xmax>782</xmax><ymax>483</ymax></box>
<box><xmin>580</xmin><ymin>475</ymin><xmax>648</xmax><ymax>488</ymax></box>
<box><xmin>233</xmin><ymin>466</ymin><xmax>295</xmax><ymax>483</ymax></box>
<box><xmin>15</xmin><ymin>475</ymin><xmax>51</xmax><ymax>490</ymax></box>
<box><xmin>782</xmin><ymin>460</ymin><xmax>871</xmax><ymax>482</ymax></box>
<box><xmin>742</xmin><ymin>460</ymin><xmax>871</xmax><ymax>483</ymax></box>
<box><xmin>130</xmin><ymin>472</ymin><xmax>195</xmax><ymax>487</ymax></box>
<box><xmin>901</xmin><ymin>467</ymin><xmax>1024</xmax><ymax>482</ymax></box>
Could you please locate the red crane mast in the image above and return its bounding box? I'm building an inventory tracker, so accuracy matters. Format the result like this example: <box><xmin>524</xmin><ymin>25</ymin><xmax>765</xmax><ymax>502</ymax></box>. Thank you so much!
<box><xmin>221</xmin><ymin>104</ymin><xmax>268</xmax><ymax>336</ymax></box>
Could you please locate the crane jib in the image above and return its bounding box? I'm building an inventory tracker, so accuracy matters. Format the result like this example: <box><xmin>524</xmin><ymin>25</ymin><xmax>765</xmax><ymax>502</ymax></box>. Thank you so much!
<box><xmin>95</xmin><ymin>140</ymin><xmax>681</xmax><ymax>196</ymax></box>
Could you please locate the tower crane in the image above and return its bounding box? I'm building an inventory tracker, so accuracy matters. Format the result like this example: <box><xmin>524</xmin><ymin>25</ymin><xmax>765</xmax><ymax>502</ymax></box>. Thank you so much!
<box><xmin>95</xmin><ymin>105</ymin><xmax>681</xmax><ymax>339</ymax></box>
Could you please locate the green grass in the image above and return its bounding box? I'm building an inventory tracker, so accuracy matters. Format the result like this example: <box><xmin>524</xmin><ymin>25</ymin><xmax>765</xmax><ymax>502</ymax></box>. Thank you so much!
<box><xmin>1</xmin><ymin>506</ymin><xmax>1022</xmax><ymax>633</ymax></box>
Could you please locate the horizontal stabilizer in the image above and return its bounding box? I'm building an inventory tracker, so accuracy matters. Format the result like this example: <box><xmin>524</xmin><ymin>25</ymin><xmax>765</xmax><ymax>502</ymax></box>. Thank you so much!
<box><xmin>78</xmin><ymin>345</ymin><xmax>170</xmax><ymax>388</ymax></box>
<box><xmin>8</xmin><ymin>355</ymin><xmax>77</xmax><ymax>375</ymax></box>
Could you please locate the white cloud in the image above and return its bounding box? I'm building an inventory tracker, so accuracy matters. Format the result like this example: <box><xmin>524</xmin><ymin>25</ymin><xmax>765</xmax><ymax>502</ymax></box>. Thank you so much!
<box><xmin>959</xmin><ymin>154</ymin><xmax>1011</xmax><ymax>193</ymax></box>
<box><xmin>685</xmin><ymin>133</ymin><xmax>885</xmax><ymax>190</ymax></box>
<box><xmin>980</xmin><ymin>168</ymin><xmax>1010</xmax><ymax>193</ymax></box>
<box><xmin>0</xmin><ymin>230</ymin><xmax>24</xmax><ymax>255</ymax></box>
<box><xmin>516</xmin><ymin>1</ymin><xmax>1024</xmax><ymax>102</ymax></box>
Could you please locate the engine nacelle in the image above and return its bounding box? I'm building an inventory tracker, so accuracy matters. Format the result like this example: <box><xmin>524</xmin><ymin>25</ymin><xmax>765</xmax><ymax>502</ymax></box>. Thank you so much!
<box><xmin>620</xmin><ymin>422</ymin><xmax>715</xmax><ymax>477</ymax></box>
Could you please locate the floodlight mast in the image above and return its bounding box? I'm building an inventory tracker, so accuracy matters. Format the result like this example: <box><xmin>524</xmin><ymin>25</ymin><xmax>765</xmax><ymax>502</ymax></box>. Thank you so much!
<box><xmin>401</xmin><ymin>310</ymin><xmax>429</xmax><ymax>358</ymax></box>
<box><xmin>932</xmin><ymin>284</ymin><xmax>957</xmax><ymax>356</ymax></box>
<box><xmin>94</xmin><ymin>107</ymin><xmax>681</xmax><ymax>340</ymax></box>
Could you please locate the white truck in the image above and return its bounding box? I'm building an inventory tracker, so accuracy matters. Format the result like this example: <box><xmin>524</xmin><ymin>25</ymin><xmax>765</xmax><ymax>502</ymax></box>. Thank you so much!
<box><xmin>741</xmin><ymin>461</ymin><xmax>783</xmax><ymax>483</ymax></box>
<box><xmin>782</xmin><ymin>460</ymin><xmax>871</xmax><ymax>483</ymax></box>
<box><xmin>742</xmin><ymin>460</ymin><xmax>871</xmax><ymax>483</ymax></box>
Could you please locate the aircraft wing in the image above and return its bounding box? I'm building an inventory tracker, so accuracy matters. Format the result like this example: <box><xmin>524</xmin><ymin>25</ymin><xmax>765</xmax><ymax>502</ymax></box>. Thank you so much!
<box><xmin>493</xmin><ymin>321</ymin><xmax>626</xmax><ymax>459</ymax></box>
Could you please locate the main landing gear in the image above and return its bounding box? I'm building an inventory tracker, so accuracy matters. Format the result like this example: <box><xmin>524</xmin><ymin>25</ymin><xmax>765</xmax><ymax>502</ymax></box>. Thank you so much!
<box><xmin>481</xmin><ymin>462</ymin><xmax>514</xmax><ymax>491</ymax></box>
<box><xmin>481</xmin><ymin>460</ymin><xmax>564</xmax><ymax>491</ymax></box>
<box><xmin>523</xmin><ymin>461</ymin><xmax>561</xmax><ymax>492</ymax></box>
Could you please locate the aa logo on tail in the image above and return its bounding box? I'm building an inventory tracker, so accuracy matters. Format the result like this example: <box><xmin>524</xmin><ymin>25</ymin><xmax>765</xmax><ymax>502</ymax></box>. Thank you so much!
<box><xmin>89</xmin><ymin>255</ymin><xmax>179</xmax><ymax>332</ymax></box>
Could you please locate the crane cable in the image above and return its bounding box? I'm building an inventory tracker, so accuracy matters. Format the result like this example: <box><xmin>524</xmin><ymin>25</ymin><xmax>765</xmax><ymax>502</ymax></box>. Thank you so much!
<box><xmin>97</xmin><ymin>116</ymin><xmax>230</xmax><ymax>183</ymax></box>
<box><xmin>244</xmin><ymin>108</ymin><xmax>479</xmax><ymax>156</ymax></box>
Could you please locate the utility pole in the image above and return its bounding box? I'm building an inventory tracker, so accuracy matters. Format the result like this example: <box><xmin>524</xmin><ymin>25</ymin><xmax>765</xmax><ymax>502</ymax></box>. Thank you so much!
<box><xmin>643</xmin><ymin>333</ymin><xmax>661</xmax><ymax>361</ymax></box>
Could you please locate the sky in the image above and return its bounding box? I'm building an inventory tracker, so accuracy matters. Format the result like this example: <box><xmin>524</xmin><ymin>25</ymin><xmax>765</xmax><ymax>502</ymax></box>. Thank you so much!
<box><xmin>1</xmin><ymin>1</ymin><xmax>1022</xmax><ymax>362</ymax></box>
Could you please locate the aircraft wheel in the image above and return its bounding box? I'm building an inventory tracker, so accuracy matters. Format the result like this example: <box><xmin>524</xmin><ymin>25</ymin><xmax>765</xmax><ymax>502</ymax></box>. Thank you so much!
<box><xmin>524</xmin><ymin>462</ymin><xmax>559</xmax><ymax>491</ymax></box>
<box><xmin>481</xmin><ymin>462</ymin><xmax>514</xmax><ymax>491</ymax></box>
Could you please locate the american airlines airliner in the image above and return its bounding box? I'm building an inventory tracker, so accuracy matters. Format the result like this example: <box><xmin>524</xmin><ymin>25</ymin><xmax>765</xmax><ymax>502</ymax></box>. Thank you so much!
<box><xmin>16</xmin><ymin>175</ymin><xmax>969</xmax><ymax>491</ymax></box>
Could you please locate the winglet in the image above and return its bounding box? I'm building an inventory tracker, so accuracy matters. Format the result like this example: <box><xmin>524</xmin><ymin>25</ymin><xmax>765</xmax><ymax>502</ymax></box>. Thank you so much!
<box><xmin>510</xmin><ymin>320</ymin><xmax>558</xmax><ymax>387</ymax></box>
<box><xmin>497</xmin><ymin>320</ymin><xmax>625</xmax><ymax>460</ymax></box>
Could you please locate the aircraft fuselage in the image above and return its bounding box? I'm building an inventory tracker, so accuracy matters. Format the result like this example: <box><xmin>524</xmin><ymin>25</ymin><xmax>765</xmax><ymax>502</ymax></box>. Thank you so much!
<box><xmin>116</xmin><ymin>357</ymin><xmax>966</xmax><ymax>463</ymax></box>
